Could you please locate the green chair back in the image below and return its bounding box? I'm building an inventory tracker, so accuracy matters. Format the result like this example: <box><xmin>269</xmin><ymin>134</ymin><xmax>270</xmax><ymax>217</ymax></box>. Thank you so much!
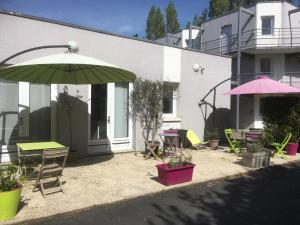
<box><xmin>224</xmin><ymin>128</ymin><xmax>240</xmax><ymax>154</ymax></box>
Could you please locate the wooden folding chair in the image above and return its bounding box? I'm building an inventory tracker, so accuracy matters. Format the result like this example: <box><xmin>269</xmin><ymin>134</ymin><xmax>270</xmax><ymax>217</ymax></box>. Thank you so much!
<box><xmin>33</xmin><ymin>148</ymin><xmax>69</xmax><ymax>198</ymax></box>
<box><xmin>224</xmin><ymin>129</ymin><xmax>240</xmax><ymax>154</ymax></box>
<box><xmin>272</xmin><ymin>133</ymin><xmax>291</xmax><ymax>160</ymax></box>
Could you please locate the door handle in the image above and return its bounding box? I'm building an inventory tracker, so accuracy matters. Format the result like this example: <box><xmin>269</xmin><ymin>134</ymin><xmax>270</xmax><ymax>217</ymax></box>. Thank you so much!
<box><xmin>107</xmin><ymin>116</ymin><xmax>110</xmax><ymax>124</ymax></box>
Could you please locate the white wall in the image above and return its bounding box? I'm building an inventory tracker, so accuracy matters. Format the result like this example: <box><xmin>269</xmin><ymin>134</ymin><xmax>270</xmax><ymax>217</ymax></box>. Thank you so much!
<box><xmin>0</xmin><ymin>12</ymin><xmax>232</xmax><ymax>159</ymax></box>
<box><xmin>181</xmin><ymin>29</ymin><xmax>200</xmax><ymax>48</ymax></box>
<box><xmin>256</xmin><ymin>2</ymin><xmax>282</xmax><ymax>47</ymax></box>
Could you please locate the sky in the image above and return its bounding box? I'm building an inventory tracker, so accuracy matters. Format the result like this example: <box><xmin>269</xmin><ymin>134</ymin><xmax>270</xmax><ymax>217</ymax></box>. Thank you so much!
<box><xmin>0</xmin><ymin>0</ymin><xmax>208</xmax><ymax>37</ymax></box>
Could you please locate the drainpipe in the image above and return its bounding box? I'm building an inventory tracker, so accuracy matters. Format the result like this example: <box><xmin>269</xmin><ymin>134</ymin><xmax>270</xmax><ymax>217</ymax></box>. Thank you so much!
<box><xmin>189</xmin><ymin>24</ymin><xmax>192</xmax><ymax>48</ymax></box>
<box><xmin>236</xmin><ymin>8</ymin><xmax>242</xmax><ymax>131</ymax></box>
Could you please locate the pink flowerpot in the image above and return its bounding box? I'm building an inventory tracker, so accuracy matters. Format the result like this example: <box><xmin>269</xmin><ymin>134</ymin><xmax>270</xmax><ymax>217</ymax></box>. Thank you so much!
<box><xmin>286</xmin><ymin>143</ymin><xmax>299</xmax><ymax>156</ymax></box>
<box><xmin>156</xmin><ymin>163</ymin><xmax>195</xmax><ymax>186</ymax></box>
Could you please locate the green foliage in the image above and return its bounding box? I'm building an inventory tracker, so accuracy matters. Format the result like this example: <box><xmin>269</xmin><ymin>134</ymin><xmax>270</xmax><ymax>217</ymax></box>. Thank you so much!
<box><xmin>247</xmin><ymin>139</ymin><xmax>264</xmax><ymax>153</ymax></box>
<box><xmin>205</xmin><ymin>128</ymin><xmax>220</xmax><ymax>140</ymax></box>
<box><xmin>0</xmin><ymin>165</ymin><xmax>23</xmax><ymax>192</ymax></box>
<box><xmin>130</xmin><ymin>78</ymin><xmax>172</xmax><ymax>149</ymax></box>
<box><xmin>186</xmin><ymin>9</ymin><xmax>208</xmax><ymax>29</ymax></box>
<box><xmin>261</xmin><ymin>97</ymin><xmax>300</xmax><ymax>144</ymax></box>
<box><xmin>209</xmin><ymin>0</ymin><xmax>230</xmax><ymax>18</ymax></box>
<box><xmin>166</xmin><ymin>150</ymin><xmax>192</xmax><ymax>168</ymax></box>
<box><xmin>146</xmin><ymin>6</ymin><xmax>166</xmax><ymax>40</ymax></box>
<box><xmin>166</xmin><ymin>1</ymin><xmax>180</xmax><ymax>33</ymax></box>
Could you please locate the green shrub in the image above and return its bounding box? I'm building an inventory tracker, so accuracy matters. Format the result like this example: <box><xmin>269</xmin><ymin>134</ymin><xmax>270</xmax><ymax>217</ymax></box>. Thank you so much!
<box><xmin>0</xmin><ymin>165</ymin><xmax>23</xmax><ymax>192</ymax></box>
<box><xmin>261</xmin><ymin>97</ymin><xmax>300</xmax><ymax>144</ymax></box>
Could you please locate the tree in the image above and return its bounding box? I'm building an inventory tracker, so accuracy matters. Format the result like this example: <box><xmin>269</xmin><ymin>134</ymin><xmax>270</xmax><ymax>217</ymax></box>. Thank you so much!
<box><xmin>154</xmin><ymin>7</ymin><xmax>166</xmax><ymax>39</ymax></box>
<box><xmin>130</xmin><ymin>78</ymin><xmax>171</xmax><ymax>159</ymax></box>
<box><xmin>209</xmin><ymin>0</ymin><xmax>231</xmax><ymax>18</ymax></box>
<box><xmin>146</xmin><ymin>6</ymin><xmax>157</xmax><ymax>40</ymax></box>
<box><xmin>166</xmin><ymin>1</ymin><xmax>180</xmax><ymax>33</ymax></box>
<box><xmin>230</xmin><ymin>0</ymin><xmax>294</xmax><ymax>11</ymax></box>
<box><xmin>146</xmin><ymin>6</ymin><xmax>166</xmax><ymax>40</ymax></box>
<box><xmin>186</xmin><ymin>8</ymin><xmax>208</xmax><ymax>29</ymax></box>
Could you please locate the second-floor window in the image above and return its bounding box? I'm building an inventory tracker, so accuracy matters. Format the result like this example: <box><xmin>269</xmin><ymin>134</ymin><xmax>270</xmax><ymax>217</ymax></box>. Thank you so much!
<box><xmin>260</xmin><ymin>58</ymin><xmax>272</xmax><ymax>75</ymax></box>
<box><xmin>261</xmin><ymin>16</ymin><xmax>274</xmax><ymax>35</ymax></box>
<box><xmin>163</xmin><ymin>83</ymin><xmax>178</xmax><ymax>116</ymax></box>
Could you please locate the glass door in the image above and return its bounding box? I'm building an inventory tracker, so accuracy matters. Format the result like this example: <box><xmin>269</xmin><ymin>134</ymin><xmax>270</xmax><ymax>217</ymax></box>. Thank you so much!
<box><xmin>110</xmin><ymin>82</ymin><xmax>132</xmax><ymax>151</ymax></box>
<box><xmin>88</xmin><ymin>84</ymin><xmax>110</xmax><ymax>153</ymax></box>
<box><xmin>221</xmin><ymin>24</ymin><xmax>232</xmax><ymax>53</ymax></box>
<box><xmin>19</xmin><ymin>83</ymin><xmax>51</xmax><ymax>141</ymax></box>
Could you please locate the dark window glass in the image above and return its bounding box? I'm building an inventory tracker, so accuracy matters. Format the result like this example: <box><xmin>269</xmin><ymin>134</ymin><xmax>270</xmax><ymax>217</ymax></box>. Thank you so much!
<box><xmin>261</xmin><ymin>16</ymin><xmax>274</xmax><ymax>35</ymax></box>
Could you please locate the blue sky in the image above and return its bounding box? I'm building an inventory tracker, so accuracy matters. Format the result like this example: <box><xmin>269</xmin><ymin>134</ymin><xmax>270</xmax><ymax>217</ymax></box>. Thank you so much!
<box><xmin>0</xmin><ymin>0</ymin><xmax>208</xmax><ymax>37</ymax></box>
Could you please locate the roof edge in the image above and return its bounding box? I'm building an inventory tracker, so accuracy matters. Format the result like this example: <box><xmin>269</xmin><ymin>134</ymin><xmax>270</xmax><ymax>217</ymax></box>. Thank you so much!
<box><xmin>0</xmin><ymin>9</ymin><xmax>231</xmax><ymax>59</ymax></box>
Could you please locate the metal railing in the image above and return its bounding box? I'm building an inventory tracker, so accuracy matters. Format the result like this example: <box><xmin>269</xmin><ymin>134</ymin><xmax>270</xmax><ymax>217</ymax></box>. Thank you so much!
<box><xmin>194</xmin><ymin>28</ymin><xmax>300</xmax><ymax>55</ymax></box>
<box><xmin>232</xmin><ymin>72</ymin><xmax>300</xmax><ymax>88</ymax></box>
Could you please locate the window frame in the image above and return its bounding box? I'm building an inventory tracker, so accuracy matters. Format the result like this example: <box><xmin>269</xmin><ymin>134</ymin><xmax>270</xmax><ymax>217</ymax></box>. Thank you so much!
<box><xmin>260</xmin><ymin>57</ymin><xmax>272</xmax><ymax>76</ymax></box>
<box><xmin>162</xmin><ymin>83</ymin><xmax>178</xmax><ymax>118</ymax></box>
<box><xmin>261</xmin><ymin>16</ymin><xmax>274</xmax><ymax>36</ymax></box>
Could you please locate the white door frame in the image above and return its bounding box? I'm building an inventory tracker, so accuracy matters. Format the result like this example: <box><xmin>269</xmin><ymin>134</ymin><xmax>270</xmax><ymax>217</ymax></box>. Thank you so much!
<box><xmin>87</xmin><ymin>83</ymin><xmax>132</xmax><ymax>153</ymax></box>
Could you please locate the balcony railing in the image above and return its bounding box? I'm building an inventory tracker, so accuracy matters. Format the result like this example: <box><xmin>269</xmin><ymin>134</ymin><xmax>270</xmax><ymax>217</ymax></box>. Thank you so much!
<box><xmin>232</xmin><ymin>72</ymin><xmax>300</xmax><ymax>88</ymax></box>
<box><xmin>194</xmin><ymin>28</ymin><xmax>300</xmax><ymax>55</ymax></box>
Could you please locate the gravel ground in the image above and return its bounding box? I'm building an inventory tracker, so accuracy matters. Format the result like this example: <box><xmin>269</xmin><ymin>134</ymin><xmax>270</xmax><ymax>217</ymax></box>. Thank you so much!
<box><xmin>14</xmin><ymin>161</ymin><xmax>300</xmax><ymax>225</ymax></box>
<box><xmin>2</xmin><ymin>149</ymin><xmax>300</xmax><ymax>225</ymax></box>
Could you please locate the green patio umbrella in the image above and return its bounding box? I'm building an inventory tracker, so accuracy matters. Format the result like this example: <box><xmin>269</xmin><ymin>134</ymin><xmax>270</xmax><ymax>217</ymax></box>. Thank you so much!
<box><xmin>0</xmin><ymin>51</ymin><xmax>136</xmax><ymax>84</ymax></box>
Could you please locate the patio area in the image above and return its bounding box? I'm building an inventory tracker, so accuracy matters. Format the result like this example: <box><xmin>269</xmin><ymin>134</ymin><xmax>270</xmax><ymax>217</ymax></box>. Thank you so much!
<box><xmin>2</xmin><ymin>148</ymin><xmax>300</xmax><ymax>225</ymax></box>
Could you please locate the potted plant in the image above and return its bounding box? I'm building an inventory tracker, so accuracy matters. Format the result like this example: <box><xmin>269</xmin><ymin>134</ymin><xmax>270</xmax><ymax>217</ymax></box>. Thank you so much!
<box><xmin>0</xmin><ymin>165</ymin><xmax>23</xmax><ymax>221</ymax></box>
<box><xmin>286</xmin><ymin>134</ymin><xmax>300</xmax><ymax>156</ymax></box>
<box><xmin>242</xmin><ymin>140</ymin><xmax>271</xmax><ymax>168</ymax></box>
<box><xmin>206</xmin><ymin>128</ymin><xmax>220</xmax><ymax>149</ymax></box>
<box><xmin>130</xmin><ymin>78</ymin><xmax>172</xmax><ymax>159</ymax></box>
<box><xmin>156</xmin><ymin>150</ymin><xmax>195</xmax><ymax>186</ymax></box>
<box><xmin>286</xmin><ymin>108</ymin><xmax>300</xmax><ymax>156</ymax></box>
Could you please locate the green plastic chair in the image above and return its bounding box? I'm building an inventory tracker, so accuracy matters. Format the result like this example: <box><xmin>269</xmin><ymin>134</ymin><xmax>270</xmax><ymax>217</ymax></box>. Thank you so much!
<box><xmin>224</xmin><ymin>129</ymin><xmax>240</xmax><ymax>154</ymax></box>
<box><xmin>186</xmin><ymin>130</ymin><xmax>208</xmax><ymax>150</ymax></box>
<box><xmin>272</xmin><ymin>133</ymin><xmax>291</xmax><ymax>160</ymax></box>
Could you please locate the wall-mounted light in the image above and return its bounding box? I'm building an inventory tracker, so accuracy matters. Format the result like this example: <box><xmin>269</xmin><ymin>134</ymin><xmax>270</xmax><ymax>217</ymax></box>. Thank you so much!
<box><xmin>193</xmin><ymin>64</ymin><xmax>205</xmax><ymax>74</ymax></box>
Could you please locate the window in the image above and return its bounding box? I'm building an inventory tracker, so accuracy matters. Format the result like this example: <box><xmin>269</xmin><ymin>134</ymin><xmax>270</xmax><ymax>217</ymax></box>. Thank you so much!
<box><xmin>260</xmin><ymin>58</ymin><xmax>271</xmax><ymax>75</ymax></box>
<box><xmin>221</xmin><ymin>24</ymin><xmax>232</xmax><ymax>53</ymax></box>
<box><xmin>29</xmin><ymin>84</ymin><xmax>51</xmax><ymax>141</ymax></box>
<box><xmin>261</xmin><ymin>16</ymin><xmax>274</xmax><ymax>35</ymax></box>
<box><xmin>114</xmin><ymin>83</ymin><xmax>129</xmax><ymax>138</ymax></box>
<box><xmin>163</xmin><ymin>83</ymin><xmax>178</xmax><ymax>115</ymax></box>
<box><xmin>0</xmin><ymin>81</ymin><xmax>18</xmax><ymax>145</ymax></box>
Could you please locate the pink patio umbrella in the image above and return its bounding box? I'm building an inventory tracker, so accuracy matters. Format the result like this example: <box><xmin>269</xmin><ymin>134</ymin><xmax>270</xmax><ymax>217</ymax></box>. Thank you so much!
<box><xmin>225</xmin><ymin>76</ymin><xmax>300</xmax><ymax>95</ymax></box>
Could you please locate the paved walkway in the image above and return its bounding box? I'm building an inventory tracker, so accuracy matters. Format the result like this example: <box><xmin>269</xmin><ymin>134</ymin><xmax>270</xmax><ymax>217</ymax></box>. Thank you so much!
<box><xmin>15</xmin><ymin>161</ymin><xmax>300</xmax><ymax>225</ymax></box>
<box><xmin>3</xmin><ymin>149</ymin><xmax>300</xmax><ymax>224</ymax></box>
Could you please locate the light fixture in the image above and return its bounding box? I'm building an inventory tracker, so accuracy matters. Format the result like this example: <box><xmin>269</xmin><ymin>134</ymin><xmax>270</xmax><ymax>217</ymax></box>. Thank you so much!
<box><xmin>193</xmin><ymin>64</ymin><xmax>205</xmax><ymax>74</ymax></box>
<box><xmin>68</xmin><ymin>41</ymin><xmax>79</xmax><ymax>53</ymax></box>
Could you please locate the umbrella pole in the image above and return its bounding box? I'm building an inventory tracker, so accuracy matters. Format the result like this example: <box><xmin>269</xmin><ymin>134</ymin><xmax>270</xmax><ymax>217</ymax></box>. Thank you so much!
<box><xmin>0</xmin><ymin>45</ymin><xmax>70</xmax><ymax>66</ymax></box>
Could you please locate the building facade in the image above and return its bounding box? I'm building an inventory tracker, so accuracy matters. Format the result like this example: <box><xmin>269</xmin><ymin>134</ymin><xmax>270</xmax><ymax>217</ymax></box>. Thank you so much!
<box><xmin>0</xmin><ymin>10</ymin><xmax>231</xmax><ymax>162</ymax></box>
<box><xmin>161</xmin><ymin>1</ymin><xmax>300</xmax><ymax>129</ymax></box>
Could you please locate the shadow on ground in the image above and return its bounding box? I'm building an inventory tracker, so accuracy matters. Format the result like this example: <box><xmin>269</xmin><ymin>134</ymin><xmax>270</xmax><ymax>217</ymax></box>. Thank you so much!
<box><xmin>66</xmin><ymin>154</ymin><xmax>114</xmax><ymax>168</ymax></box>
<box><xmin>15</xmin><ymin>161</ymin><xmax>300</xmax><ymax>225</ymax></box>
<box><xmin>148</xmin><ymin>162</ymin><xmax>300</xmax><ymax>225</ymax></box>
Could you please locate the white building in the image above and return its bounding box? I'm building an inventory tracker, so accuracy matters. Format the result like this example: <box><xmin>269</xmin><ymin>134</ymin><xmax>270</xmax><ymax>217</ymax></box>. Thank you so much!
<box><xmin>0</xmin><ymin>10</ymin><xmax>231</xmax><ymax>162</ymax></box>
<box><xmin>160</xmin><ymin>1</ymin><xmax>300</xmax><ymax>130</ymax></box>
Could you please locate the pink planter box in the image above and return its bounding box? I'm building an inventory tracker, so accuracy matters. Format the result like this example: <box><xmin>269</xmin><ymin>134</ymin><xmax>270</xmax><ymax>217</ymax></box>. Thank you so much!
<box><xmin>286</xmin><ymin>143</ymin><xmax>299</xmax><ymax>156</ymax></box>
<box><xmin>156</xmin><ymin>163</ymin><xmax>195</xmax><ymax>186</ymax></box>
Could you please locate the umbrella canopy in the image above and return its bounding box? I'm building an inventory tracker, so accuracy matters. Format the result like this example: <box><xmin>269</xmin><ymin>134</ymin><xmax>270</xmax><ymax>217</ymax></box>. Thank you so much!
<box><xmin>225</xmin><ymin>76</ymin><xmax>300</xmax><ymax>95</ymax></box>
<box><xmin>0</xmin><ymin>52</ymin><xmax>136</xmax><ymax>84</ymax></box>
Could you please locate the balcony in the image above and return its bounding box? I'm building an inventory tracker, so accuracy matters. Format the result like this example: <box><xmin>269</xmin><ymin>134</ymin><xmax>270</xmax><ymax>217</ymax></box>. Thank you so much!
<box><xmin>231</xmin><ymin>72</ymin><xmax>300</xmax><ymax>89</ymax></box>
<box><xmin>197</xmin><ymin>28</ymin><xmax>300</xmax><ymax>55</ymax></box>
